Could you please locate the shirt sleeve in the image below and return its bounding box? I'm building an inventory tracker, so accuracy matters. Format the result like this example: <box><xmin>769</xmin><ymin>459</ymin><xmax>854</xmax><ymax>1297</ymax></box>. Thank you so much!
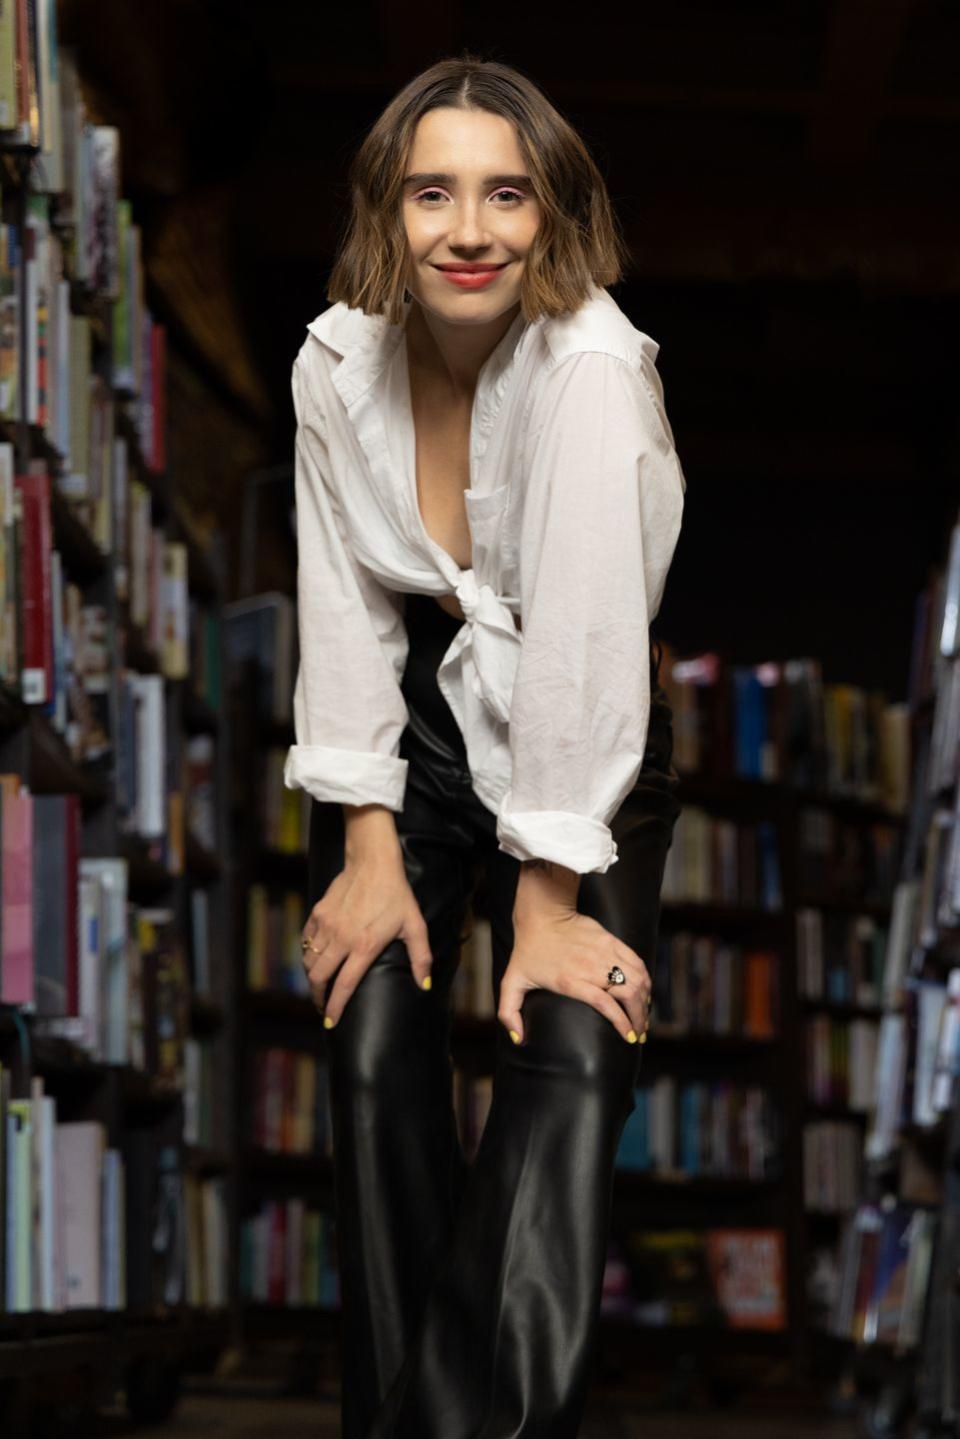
<box><xmin>283</xmin><ymin>347</ymin><xmax>410</xmax><ymax>811</ymax></box>
<box><xmin>495</xmin><ymin>348</ymin><xmax>685</xmax><ymax>874</ymax></box>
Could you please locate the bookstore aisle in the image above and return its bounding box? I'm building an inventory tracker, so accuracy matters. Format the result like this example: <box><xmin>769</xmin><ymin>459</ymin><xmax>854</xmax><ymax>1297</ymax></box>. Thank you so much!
<box><xmin>1</xmin><ymin>9</ymin><xmax>960</xmax><ymax>1439</ymax></box>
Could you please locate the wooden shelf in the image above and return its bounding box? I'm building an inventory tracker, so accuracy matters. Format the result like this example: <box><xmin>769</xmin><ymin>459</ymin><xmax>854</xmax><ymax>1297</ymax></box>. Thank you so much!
<box><xmin>244</xmin><ymin>1148</ymin><xmax>333</xmax><ymax>1181</ymax></box>
<box><xmin>49</xmin><ymin>486</ymin><xmax>108</xmax><ymax>587</ymax></box>
<box><xmin>189</xmin><ymin>995</ymin><xmax>226</xmax><ymax>1035</ymax></box>
<box><xmin>800</xmin><ymin>996</ymin><xmax>885</xmax><ymax>1019</ymax></box>
<box><xmin>183</xmin><ymin>1144</ymin><xmax>231</xmax><ymax>1176</ymax></box>
<box><xmin>803</xmin><ymin>1102</ymin><xmax>870</xmax><ymax>1122</ymax></box>
<box><xmin>659</xmin><ymin>899</ymin><xmax>785</xmax><ymax>927</ymax></box>
<box><xmin>675</xmin><ymin>770</ymin><xmax>906</xmax><ymax>826</ymax></box>
<box><xmin>120</xmin><ymin>836</ymin><xmax>176</xmax><ymax>900</ymax></box>
<box><xmin>186</xmin><ymin>830</ymin><xmax>222</xmax><ymax>883</ymax></box>
<box><xmin>795</xmin><ymin>892</ymin><xmax>893</xmax><ymax>918</ymax></box>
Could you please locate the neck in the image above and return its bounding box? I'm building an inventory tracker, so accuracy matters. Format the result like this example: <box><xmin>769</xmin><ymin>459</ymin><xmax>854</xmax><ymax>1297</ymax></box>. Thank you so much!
<box><xmin>404</xmin><ymin>298</ymin><xmax>521</xmax><ymax>396</ymax></box>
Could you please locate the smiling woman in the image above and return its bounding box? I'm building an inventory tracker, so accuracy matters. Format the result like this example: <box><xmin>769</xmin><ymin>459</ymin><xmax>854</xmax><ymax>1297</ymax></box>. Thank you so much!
<box><xmin>287</xmin><ymin>49</ymin><xmax>686</xmax><ymax>1439</ymax></box>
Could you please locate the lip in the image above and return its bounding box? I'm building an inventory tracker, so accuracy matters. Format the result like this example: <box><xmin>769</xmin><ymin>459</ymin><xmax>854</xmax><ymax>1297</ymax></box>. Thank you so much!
<box><xmin>434</xmin><ymin>262</ymin><xmax>508</xmax><ymax>290</ymax></box>
<box><xmin>434</xmin><ymin>262</ymin><xmax>508</xmax><ymax>272</ymax></box>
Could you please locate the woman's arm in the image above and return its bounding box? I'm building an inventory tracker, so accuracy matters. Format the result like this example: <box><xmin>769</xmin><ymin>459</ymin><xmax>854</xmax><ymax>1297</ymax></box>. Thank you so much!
<box><xmin>499</xmin><ymin>345</ymin><xmax>685</xmax><ymax>879</ymax></box>
<box><xmin>284</xmin><ymin>346</ymin><xmax>410</xmax><ymax>816</ymax></box>
<box><xmin>497</xmin><ymin>345</ymin><xmax>685</xmax><ymax>1042</ymax></box>
<box><xmin>284</xmin><ymin>344</ymin><xmax>433</xmax><ymax>1014</ymax></box>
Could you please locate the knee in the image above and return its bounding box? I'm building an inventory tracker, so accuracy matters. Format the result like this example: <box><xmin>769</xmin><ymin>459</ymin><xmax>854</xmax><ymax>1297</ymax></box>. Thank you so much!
<box><xmin>326</xmin><ymin>938</ymin><xmax>442</xmax><ymax>1095</ymax></box>
<box><xmin>512</xmin><ymin>988</ymin><xmax>641</xmax><ymax>1092</ymax></box>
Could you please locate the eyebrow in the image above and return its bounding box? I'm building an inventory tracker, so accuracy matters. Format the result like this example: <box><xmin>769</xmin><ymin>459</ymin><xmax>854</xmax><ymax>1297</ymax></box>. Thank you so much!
<box><xmin>403</xmin><ymin>172</ymin><xmax>532</xmax><ymax>189</ymax></box>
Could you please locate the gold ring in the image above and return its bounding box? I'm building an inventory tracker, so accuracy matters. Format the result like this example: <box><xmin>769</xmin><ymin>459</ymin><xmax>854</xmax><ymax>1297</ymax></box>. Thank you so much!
<box><xmin>301</xmin><ymin>938</ymin><xmax>323</xmax><ymax>956</ymax></box>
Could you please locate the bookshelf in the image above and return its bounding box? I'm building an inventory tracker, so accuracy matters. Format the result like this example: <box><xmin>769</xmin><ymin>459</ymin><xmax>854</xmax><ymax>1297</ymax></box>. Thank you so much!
<box><xmin>0</xmin><ymin>24</ymin><xmax>236</xmax><ymax>1433</ymax></box>
<box><xmin>819</xmin><ymin>517</ymin><xmax>960</xmax><ymax>1437</ymax></box>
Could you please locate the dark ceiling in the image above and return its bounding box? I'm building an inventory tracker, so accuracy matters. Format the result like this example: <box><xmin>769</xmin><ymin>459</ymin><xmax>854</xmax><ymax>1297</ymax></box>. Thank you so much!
<box><xmin>55</xmin><ymin>0</ymin><xmax>960</xmax><ymax>695</ymax></box>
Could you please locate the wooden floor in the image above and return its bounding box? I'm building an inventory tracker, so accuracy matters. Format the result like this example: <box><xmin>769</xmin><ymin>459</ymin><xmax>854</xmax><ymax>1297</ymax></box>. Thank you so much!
<box><xmin>101</xmin><ymin>1392</ymin><xmax>861</xmax><ymax>1438</ymax></box>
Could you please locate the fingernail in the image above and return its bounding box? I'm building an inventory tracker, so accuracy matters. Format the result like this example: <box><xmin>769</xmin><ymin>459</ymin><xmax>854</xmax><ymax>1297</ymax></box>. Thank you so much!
<box><xmin>422</xmin><ymin>975</ymin><xmax>432</xmax><ymax>991</ymax></box>
<box><xmin>509</xmin><ymin>1029</ymin><xmax>520</xmax><ymax>1045</ymax></box>
<box><xmin>626</xmin><ymin>1029</ymin><xmax>638</xmax><ymax>1044</ymax></box>
<box><xmin>323</xmin><ymin>1016</ymin><xmax>335</xmax><ymax>1029</ymax></box>
<box><xmin>639</xmin><ymin>1030</ymin><xmax>648</xmax><ymax>1044</ymax></box>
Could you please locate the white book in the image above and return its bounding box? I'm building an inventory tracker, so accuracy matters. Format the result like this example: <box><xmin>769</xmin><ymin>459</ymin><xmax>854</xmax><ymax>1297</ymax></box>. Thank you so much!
<box><xmin>882</xmin><ymin>880</ymin><xmax>920</xmax><ymax>1001</ymax></box>
<box><xmin>57</xmin><ymin>1121</ymin><xmax>105</xmax><ymax>1309</ymax></box>
<box><xmin>79</xmin><ymin>858</ymin><xmax>130</xmax><ymax>1063</ymax></box>
<box><xmin>913</xmin><ymin>980</ymin><xmax>948</xmax><ymax>1126</ymax></box>
<box><xmin>866</xmin><ymin>1013</ymin><xmax>907</xmax><ymax>1161</ymax></box>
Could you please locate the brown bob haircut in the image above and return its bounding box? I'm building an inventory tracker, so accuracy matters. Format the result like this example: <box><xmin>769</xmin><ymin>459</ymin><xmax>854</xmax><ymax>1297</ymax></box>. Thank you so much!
<box><xmin>326</xmin><ymin>52</ymin><xmax>629</xmax><ymax>326</ymax></box>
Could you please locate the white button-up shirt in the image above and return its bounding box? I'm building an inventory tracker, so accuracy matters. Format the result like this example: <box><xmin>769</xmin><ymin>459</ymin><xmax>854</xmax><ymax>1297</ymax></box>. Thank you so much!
<box><xmin>283</xmin><ymin>281</ymin><xmax>686</xmax><ymax>874</ymax></box>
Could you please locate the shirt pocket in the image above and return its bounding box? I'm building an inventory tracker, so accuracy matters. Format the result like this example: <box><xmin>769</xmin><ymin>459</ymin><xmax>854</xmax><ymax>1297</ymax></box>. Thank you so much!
<box><xmin>464</xmin><ymin>483</ymin><xmax>517</xmax><ymax>582</ymax></box>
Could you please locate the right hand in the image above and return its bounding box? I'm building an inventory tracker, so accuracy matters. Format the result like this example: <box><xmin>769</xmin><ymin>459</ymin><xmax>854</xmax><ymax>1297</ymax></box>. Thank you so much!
<box><xmin>301</xmin><ymin>850</ymin><xmax>433</xmax><ymax>1026</ymax></box>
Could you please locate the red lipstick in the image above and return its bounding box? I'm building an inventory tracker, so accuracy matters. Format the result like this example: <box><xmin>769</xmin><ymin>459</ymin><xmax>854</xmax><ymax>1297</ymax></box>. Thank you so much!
<box><xmin>434</xmin><ymin>262</ymin><xmax>508</xmax><ymax>290</ymax></box>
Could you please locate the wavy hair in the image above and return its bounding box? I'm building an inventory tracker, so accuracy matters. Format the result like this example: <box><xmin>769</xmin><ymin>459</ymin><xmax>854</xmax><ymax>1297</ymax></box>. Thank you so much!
<box><xmin>326</xmin><ymin>52</ymin><xmax>629</xmax><ymax>324</ymax></box>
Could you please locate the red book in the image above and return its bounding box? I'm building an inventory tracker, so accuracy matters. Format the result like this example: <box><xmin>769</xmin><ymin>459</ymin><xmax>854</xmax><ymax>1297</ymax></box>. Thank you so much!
<box><xmin>1</xmin><ymin>774</ymin><xmax>34</xmax><ymax>1005</ymax></box>
<box><xmin>151</xmin><ymin>324</ymin><xmax>166</xmax><ymax>473</ymax></box>
<box><xmin>14</xmin><ymin>471</ymin><xmax>53</xmax><ymax>704</ymax></box>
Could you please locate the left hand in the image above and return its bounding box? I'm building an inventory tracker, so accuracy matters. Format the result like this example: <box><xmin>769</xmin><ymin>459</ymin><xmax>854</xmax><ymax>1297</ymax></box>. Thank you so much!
<box><xmin>497</xmin><ymin>902</ymin><xmax>652</xmax><ymax>1046</ymax></box>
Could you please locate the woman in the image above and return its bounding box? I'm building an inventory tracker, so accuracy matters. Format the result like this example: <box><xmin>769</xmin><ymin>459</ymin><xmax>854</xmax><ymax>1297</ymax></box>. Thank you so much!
<box><xmin>284</xmin><ymin>52</ymin><xmax>686</xmax><ymax>1439</ymax></box>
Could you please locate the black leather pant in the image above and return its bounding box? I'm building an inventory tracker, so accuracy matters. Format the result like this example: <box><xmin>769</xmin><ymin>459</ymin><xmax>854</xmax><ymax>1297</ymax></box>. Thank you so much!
<box><xmin>308</xmin><ymin>593</ymin><xmax>683</xmax><ymax>1439</ymax></box>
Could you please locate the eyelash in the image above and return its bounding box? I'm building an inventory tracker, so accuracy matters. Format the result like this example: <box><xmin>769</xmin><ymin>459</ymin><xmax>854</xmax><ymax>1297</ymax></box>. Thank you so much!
<box><xmin>412</xmin><ymin>188</ymin><xmax>526</xmax><ymax>206</ymax></box>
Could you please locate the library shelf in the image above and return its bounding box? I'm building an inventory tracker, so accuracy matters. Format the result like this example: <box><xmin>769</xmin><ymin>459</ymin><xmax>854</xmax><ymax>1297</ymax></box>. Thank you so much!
<box><xmin>802</xmin><ymin>1102</ymin><xmax>870</xmax><ymax>1122</ymax></box>
<box><xmin>597</xmin><ymin>1315</ymin><xmax>792</xmax><ymax>1355</ymax></box>
<box><xmin>47</xmin><ymin>486</ymin><xmax>108</xmax><ymax>584</ymax></box>
<box><xmin>241</xmin><ymin>1303</ymin><xmax>340</xmax><ymax>1340</ymax></box>
<box><xmin>121</xmin><ymin>622</ymin><xmax>162</xmax><ymax>674</ymax></box>
<box><xmin>659</xmin><ymin>899</ymin><xmax>785</xmax><ymax>928</ymax></box>
<box><xmin>614</xmin><ymin>1171</ymin><xmax>783</xmax><ymax>1199</ymax></box>
<box><xmin>183</xmin><ymin>1145</ymin><xmax>232</xmax><ymax>1177</ymax></box>
<box><xmin>186</xmin><ymin>830</ymin><xmax>222</xmax><ymax>883</ymax></box>
<box><xmin>244</xmin><ymin>1148</ymin><xmax>333</xmax><ymax>1183</ymax></box>
<box><xmin>189</xmin><ymin>995</ymin><xmax>226</xmax><ymax>1036</ymax></box>
<box><xmin>1</xmin><ymin>81</ymin><xmax>239</xmax><ymax>1422</ymax></box>
<box><xmin>674</xmin><ymin>770</ymin><xmax>906</xmax><ymax>828</ymax></box>
<box><xmin>799</xmin><ymin>997</ymin><xmax>884</xmax><ymax>1020</ymax></box>
<box><xmin>119</xmin><ymin>837</ymin><xmax>177</xmax><ymax>900</ymax></box>
<box><xmin>794</xmin><ymin>893</ymin><xmax>894</xmax><ymax>920</ymax></box>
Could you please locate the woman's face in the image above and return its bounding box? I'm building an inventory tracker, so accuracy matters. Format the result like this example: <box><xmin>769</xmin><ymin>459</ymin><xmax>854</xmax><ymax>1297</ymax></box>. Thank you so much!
<box><xmin>401</xmin><ymin>106</ymin><xmax>541</xmax><ymax>327</ymax></box>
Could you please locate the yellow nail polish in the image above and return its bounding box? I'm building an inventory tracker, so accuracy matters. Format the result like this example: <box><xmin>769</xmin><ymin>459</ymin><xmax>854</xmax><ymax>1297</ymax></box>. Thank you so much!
<box><xmin>422</xmin><ymin>975</ymin><xmax>432</xmax><ymax>991</ymax></box>
<box><xmin>639</xmin><ymin>1030</ymin><xmax>648</xmax><ymax>1043</ymax></box>
<box><xmin>323</xmin><ymin>1016</ymin><xmax>334</xmax><ymax>1029</ymax></box>
<box><xmin>626</xmin><ymin>1029</ymin><xmax>638</xmax><ymax>1044</ymax></box>
<box><xmin>509</xmin><ymin>1029</ymin><xmax>520</xmax><ymax>1044</ymax></box>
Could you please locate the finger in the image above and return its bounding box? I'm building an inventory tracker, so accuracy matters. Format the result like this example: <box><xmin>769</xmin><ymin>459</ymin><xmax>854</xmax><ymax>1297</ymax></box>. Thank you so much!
<box><xmin>611</xmin><ymin>939</ymin><xmax>650</xmax><ymax>992</ymax></box>
<box><xmin>568</xmin><ymin>978</ymin><xmax>638</xmax><ymax>1043</ymax></box>
<box><xmin>497</xmin><ymin>971</ymin><xmax>527</xmax><ymax>1046</ymax></box>
<box><xmin>401</xmin><ymin>908</ymin><xmax>434</xmax><ymax>991</ymax></box>
<box><xmin>322</xmin><ymin>928</ymin><xmax>381</xmax><ymax>1027</ymax></box>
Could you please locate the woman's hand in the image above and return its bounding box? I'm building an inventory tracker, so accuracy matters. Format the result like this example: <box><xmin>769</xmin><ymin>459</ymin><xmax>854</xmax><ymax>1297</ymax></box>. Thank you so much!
<box><xmin>301</xmin><ymin>818</ymin><xmax>433</xmax><ymax>1025</ymax></box>
<box><xmin>497</xmin><ymin>861</ymin><xmax>651</xmax><ymax>1045</ymax></box>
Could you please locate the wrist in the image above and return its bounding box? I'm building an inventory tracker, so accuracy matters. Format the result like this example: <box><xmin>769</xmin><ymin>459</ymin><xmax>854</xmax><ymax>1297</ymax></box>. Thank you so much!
<box><xmin>513</xmin><ymin>858</ymin><xmax>581</xmax><ymax>923</ymax></box>
<box><xmin>342</xmin><ymin>803</ymin><xmax>402</xmax><ymax>867</ymax></box>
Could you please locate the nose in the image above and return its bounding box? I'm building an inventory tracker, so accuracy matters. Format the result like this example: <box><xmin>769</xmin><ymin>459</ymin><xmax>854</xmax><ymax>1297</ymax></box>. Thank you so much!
<box><xmin>447</xmin><ymin>197</ymin><xmax>489</xmax><ymax>250</ymax></box>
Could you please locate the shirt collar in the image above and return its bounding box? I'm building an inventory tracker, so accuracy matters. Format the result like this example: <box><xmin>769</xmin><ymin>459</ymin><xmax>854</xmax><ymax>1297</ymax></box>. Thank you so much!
<box><xmin>306</xmin><ymin>297</ymin><xmax>531</xmax><ymax>414</ymax></box>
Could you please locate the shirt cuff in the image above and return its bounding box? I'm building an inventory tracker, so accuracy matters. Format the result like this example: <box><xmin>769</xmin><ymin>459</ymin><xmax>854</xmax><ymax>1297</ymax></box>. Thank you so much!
<box><xmin>496</xmin><ymin>794</ymin><xmax>619</xmax><ymax>875</ymax></box>
<box><xmin>283</xmin><ymin>744</ymin><xmax>408</xmax><ymax>812</ymax></box>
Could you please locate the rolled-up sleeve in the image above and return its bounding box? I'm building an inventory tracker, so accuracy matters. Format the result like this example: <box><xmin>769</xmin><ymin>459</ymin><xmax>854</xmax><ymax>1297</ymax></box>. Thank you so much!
<box><xmin>496</xmin><ymin>348</ymin><xmax>685</xmax><ymax>874</ymax></box>
<box><xmin>283</xmin><ymin>350</ymin><xmax>410</xmax><ymax>811</ymax></box>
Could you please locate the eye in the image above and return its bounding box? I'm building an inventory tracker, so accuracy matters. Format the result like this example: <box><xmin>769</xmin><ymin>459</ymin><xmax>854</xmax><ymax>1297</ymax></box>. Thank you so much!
<box><xmin>413</xmin><ymin>188</ymin><xmax>449</xmax><ymax>204</ymax></box>
<box><xmin>491</xmin><ymin>188</ymin><xmax>525</xmax><ymax>204</ymax></box>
